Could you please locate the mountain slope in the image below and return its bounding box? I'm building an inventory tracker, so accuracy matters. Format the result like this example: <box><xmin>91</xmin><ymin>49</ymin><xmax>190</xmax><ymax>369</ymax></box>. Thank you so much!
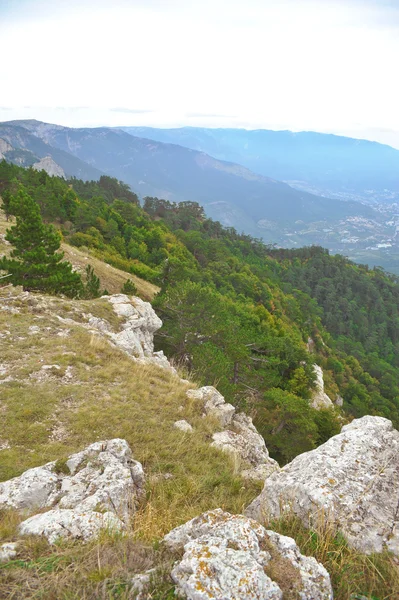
<box><xmin>0</xmin><ymin>120</ymin><xmax>381</xmax><ymax>245</ymax></box>
<box><xmin>122</xmin><ymin>126</ymin><xmax>399</xmax><ymax>203</ymax></box>
<box><xmin>0</xmin><ymin>122</ymin><xmax>103</xmax><ymax>180</ymax></box>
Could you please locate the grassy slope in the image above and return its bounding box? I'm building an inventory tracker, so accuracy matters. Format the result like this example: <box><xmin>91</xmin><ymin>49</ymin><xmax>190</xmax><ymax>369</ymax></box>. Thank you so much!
<box><xmin>0</xmin><ymin>287</ymin><xmax>260</xmax><ymax>597</ymax></box>
<box><xmin>0</xmin><ymin>209</ymin><xmax>159</xmax><ymax>301</ymax></box>
<box><xmin>0</xmin><ymin>289</ymin><xmax>398</xmax><ymax>599</ymax></box>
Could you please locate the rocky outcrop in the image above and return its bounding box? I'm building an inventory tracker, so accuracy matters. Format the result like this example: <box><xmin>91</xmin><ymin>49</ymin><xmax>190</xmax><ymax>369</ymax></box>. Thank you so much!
<box><xmin>187</xmin><ymin>386</ymin><xmax>279</xmax><ymax>481</ymax></box>
<box><xmin>106</xmin><ymin>295</ymin><xmax>161</xmax><ymax>358</ymax></box>
<box><xmin>32</xmin><ymin>156</ymin><xmax>66</xmax><ymax>178</ymax></box>
<box><xmin>0</xmin><ymin>138</ymin><xmax>13</xmax><ymax>159</ymax></box>
<box><xmin>187</xmin><ymin>386</ymin><xmax>235</xmax><ymax>427</ymax></box>
<box><xmin>87</xmin><ymin>294</ymin><xmax>177</xmax><ymax>374</ymax></box>
<box><xmin>0</xmin><ymin>439</ymin><xmax>144</xmax><ymax>543</ymax></box>
<box><xmin>246</xmin><ymin>416</ymin><xmax>399</xmax><ymax>555</ymax></box>
<box><xmin>311</xmin><ymin>364</ymin><xmax>333</xmax><ymax>410</ymax></box>
<box><xmin>163</xmin><ymin>509</ymin><xmax>333</xmax><ymax>599</ymax></box>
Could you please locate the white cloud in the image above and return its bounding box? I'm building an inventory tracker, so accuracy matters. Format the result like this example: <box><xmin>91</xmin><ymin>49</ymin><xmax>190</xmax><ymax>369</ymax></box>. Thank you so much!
<box><xmin>0</xmin><ymin>0</ymin><xmax>398</xmax><ymax>147</ymax></box>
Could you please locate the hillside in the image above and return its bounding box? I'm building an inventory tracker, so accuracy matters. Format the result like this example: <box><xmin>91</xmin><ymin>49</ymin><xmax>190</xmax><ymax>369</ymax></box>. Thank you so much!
<box><xmin>2</xmin><ymin>165</ymin><xmax>399</xmax><ymax>596</ymax></box>
<box><xmin>0</xmin><ymin>120</ymin><xmax>383</xmax><ymax>248</ymax></box>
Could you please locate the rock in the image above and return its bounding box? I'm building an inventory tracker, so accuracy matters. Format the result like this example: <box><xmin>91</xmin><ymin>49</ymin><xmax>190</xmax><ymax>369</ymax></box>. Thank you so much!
<box><xmin>246</xmin><ymin>416</ymin><xmax>399</xmax><ymax>555</ymax></box>
<box><xmin>19</xmin><ymin>509</ymin><xmax>122</xmax><ymax>545</ymax></box>
<box><xmin>0</xmin><ymin>439</ymin><xmax>145</xmax><ymax>543</ymax></box>
<box><xmin>187</xmin><ymin>386</ymin><xmax>236</xmax><ymax>427</ymax></box>
<box><xmin>187</xmin><ymin>387</ymin><xmax>279</xmax><ymax>480</ymax></box>
<box><xmin>106</xmin><ymin>295</ymin><xmax>162</xmax><ymax>358</ymax></box>
<box><xmin>163</xmin><ymin>509</ymin><xmax>333</xmax><ymax>600</ymax></box>
<box><xmin>32</xmin><ymin>156</ymin><xmax>66</xmax><ymax>178</ymax></box>
<box><xmin>335</xmin><ymin>395</ymin><xmax>344</xmax><ymax>407</ymax></box>
<box><xmin>174</xmin><ymin>420</ymin><xmax>193</xmax><ymax>433</ymax></box>
<box><xmin>0</xmin><ymin>542</ymin><xmax>18</xmax><ymax>564</ymax></box>
<box><xmin>129</xmin><ymin>569</ymin><xmax>156</xmax><ymax>599</ymax></box>
<box><xmin>211</xmin><ymin>413</ymin><xmax>279</xmax><ymax>480</ymax></box>
<box><xmin>311</xmin><ymin>365</ymin><xmax>333</xmax><ymax>410</ymax></box>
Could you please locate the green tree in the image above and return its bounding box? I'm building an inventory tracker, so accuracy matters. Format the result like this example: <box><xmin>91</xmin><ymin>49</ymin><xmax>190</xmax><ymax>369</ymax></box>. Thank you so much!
<box><xmin>83</xmin><ymin>264</ymin><xmax>101</xmax><ymax>299</ymax></box>
<box><xmin>121</xmin><ymin>279</ymin><xmax>137</xmax><ymax>295</ymax></box>
<box><xmin>0</xmin><ymin>188</ymin><xmax>83</xmax><ymax>297</ymax></box>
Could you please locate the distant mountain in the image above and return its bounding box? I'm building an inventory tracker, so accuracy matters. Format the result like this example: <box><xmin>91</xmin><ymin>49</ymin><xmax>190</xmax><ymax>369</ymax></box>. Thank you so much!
<box><xmin>0</xmin><ymin>120</ymin><xmax>382</xmax><ymax>247</ymax></box>
<box><xmin>121</xmin><ymin>126</ymin><xmax>399</xmax><ymax>203</ymax></box>
<box><xmin>0</xmin><ymin>122</ymin><xmax>103</xmax><ymax>181</ymax></box>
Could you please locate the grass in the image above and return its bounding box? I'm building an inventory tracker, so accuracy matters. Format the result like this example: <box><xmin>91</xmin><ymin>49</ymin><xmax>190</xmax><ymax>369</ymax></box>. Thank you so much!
<box><xmin>0</xmin><ymin>286</ymin><xmax>259</xmax><ymax>597</ymax></box>
<box><xmin>1</xmin><ymin>288</ymin><xmax>399</xmax><ymax>598</ymax></box>
<box><xmin>266</xmin><ymin>513</ymin><xmax>399</xmax><ymax>600</ymax></box>
<box><xmin>0</xmin><ymin>208</ymin><xmax>159</xmax><ymax>301</ymax></box>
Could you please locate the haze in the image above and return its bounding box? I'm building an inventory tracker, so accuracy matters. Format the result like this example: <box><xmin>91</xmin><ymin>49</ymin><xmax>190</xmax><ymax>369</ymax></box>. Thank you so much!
<box><xmin>1</xmin><ymin>0</ymin><xmax>398</xmax><ymax>147</ymax></box>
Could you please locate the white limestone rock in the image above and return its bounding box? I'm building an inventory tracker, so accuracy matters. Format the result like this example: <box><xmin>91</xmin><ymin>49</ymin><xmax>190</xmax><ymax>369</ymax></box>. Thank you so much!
<box><xmin>163</xmin><ymin>509</ymin><xmax>333</xmax><ymax>600</ymax></box>
<box><xmin>106</xmin><ymin>294</ymin><xmax>162</xmax><ymax>358</ymax></box>
<box><xmin>0</xmin><ymin>542</ymin><xmax>18</xmax><ymax>564</ymax></box>
<box><xmin>311</xmin><ymin>364</ymin><xmax>334</xmax><ymax>410</ymax></box>
<box><xmin>187</xmin><ymin>387</ymin><xmax>279</xmax><ymax>481</ymax></box>
<box><xmin>32</xmin><ymin>156</ymin><xmax>66</xmax><ymax>178</ymax></box>
<box><xmin>174</xmin><ymin>420</ymin><xmax>193</xmax><ymax>433</ymax></box>
<box><xmin>0</xmin><ymin>439</ymin><xmax>144</xmax><ymax>543</ymax></box>
<box><xmin>211</xmin><ymin>413</ymin><xmax>279</xmax><ymax>480</ymax></box>
<box><xmin>246</xmin><ymin>416</ymin><xmax>399</xmax><ymax>555</ymax></box>
<box><xmin>187</xmin><ymin>386</ymin><xmax>235</xmax><ymax>427</ymax></box>
<box><xmin>19</xmin><ymin>509</ymin><xmax>122</xmax><ymax>544</ymax></box>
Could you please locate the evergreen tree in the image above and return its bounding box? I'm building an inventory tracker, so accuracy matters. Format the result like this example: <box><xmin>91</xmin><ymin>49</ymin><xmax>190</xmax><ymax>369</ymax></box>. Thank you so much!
<box><xmin>83</xmin><ymin>264</ymin><xmax>101</xmax><ymax>299</ymax></box>
<box><xmin>0</xmin><ymin>187</ymin><xmax>83</xmax><ymax>297</ymax></box>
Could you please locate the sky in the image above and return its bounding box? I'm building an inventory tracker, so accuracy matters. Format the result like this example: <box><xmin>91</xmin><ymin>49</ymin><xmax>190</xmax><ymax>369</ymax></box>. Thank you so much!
<box><xmin>1</xmin><ymin>0</ymin><xmax>399</xmax><ymax>147</ymax></box>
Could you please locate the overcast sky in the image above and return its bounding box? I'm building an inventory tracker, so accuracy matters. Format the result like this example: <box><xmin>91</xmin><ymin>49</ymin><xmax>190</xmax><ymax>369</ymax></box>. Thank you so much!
<box><xmin>1</xmin><ymin>0</ymin><xmax>399</xmax><ymax>147</ymax></box>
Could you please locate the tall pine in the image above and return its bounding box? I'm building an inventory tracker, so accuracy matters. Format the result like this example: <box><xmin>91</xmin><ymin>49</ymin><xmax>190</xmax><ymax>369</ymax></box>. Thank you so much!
<box><xmin>0</xmin><ymin>187</ymin><xmax>83</xmax><ymax>297</ymax></box>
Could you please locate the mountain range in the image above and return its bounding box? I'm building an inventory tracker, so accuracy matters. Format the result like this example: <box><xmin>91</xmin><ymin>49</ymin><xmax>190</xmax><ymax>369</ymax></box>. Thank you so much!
<box><xmin>0</xmin><ymin>119</ymin><xmax>385</xmax><ymax>248</ymax></box>
<box><xmin>121</xmin><ymin>126</ymin><xmax>399</xmax><ymax>204</ymax></box>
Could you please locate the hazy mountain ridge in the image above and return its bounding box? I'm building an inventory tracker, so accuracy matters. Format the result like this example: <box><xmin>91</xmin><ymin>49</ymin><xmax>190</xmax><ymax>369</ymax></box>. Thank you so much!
<box><xmin>0</xmin><ymin>119</ymin><xmax>383</xmax><ymax>249</ymax></box>
<box><xmin>121</xmin><ymin>126</ymin><xmax>399</xmax><ymax>203</ymax></box>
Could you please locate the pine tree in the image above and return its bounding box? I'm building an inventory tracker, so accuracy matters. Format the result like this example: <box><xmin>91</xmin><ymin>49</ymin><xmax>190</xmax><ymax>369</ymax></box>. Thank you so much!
<box><xmin>83</xmin><ymin>264</ymin><xmax>101</xmax><ymax>299</ymax></box>
<box><xmin>0</xmin><ymin>187</ymin><xmax>83</xmax><ymax>297</ymax></box>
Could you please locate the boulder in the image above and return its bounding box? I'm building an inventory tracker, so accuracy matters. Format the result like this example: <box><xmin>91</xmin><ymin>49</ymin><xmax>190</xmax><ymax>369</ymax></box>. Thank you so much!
<box><xmin>106</xmin><ymin>294</ymin><xmax>162</xmax><ymax>358</ymax></box>
<box><xmin>246</xmin><ymin>416</ymin><xmax>399</xmax><ymax>555</ymax></box>
<box><xmin>187</xmin><ymin>386</ymin><xmax>235</xmax><ymax>427</ymax></box>
<box><xmin>187</xmin><ymin>387</ymin><xmax>279</xmax><ymax>481</ymax></box>
<box><xmin>0</xmin><ymin>542</ymin><xmax>18</xmax><ymax>564</ymax></box>
<box><xmin>311</xmin><ymin>365</ymin><xmax>333</xmax><ymax>410</ymax></box>
<box><xmin>163</xmin><ymin>509</ymin><xmax>333</xmax><ymax>599</ymax></box>
<box><xmin>0</xmin><ymin>439</ymin><xmax>145</xmax><ymax>543</ymax></box>
<box><xmin>19</xmin><ymin>509</ymin><xmax>122</xmax><ymax>545</ymax></box>
<box><xmin>174</xmin><ymin>420</ymin><xmax>193</xmax><ymax>433</ymax></box>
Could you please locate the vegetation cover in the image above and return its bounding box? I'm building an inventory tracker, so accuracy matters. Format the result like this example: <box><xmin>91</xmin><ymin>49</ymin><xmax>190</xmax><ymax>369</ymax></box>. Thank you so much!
<box><xmin>2</xmin><ymin>160</ymin><xmax>399</xmax><ymax>460</ymax></box>
<box><xmin>2</xmin><ymin>160</ymin><xmax>399</xmax><ymax>598</ymax></box>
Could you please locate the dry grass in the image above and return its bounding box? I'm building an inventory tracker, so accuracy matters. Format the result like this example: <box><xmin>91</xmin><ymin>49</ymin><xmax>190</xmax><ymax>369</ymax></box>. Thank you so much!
<box><xmin>267</xmin><ymin>513</ymin><xmax>399</xmax><ymax>600</ymax></box>
<box><xmin>0</xmin><ymin>209</ymin><xmax>159</xmax><ymax>301</ymax></box>
<box><xmin>1</xmin><ymin>285</ymin><xmax>399</xmax><ymax>598</ymax></box>
<box><xmin>0</xmin><ymin>288</ymin><xmax>259</xmax><ymax>597</ymax></box>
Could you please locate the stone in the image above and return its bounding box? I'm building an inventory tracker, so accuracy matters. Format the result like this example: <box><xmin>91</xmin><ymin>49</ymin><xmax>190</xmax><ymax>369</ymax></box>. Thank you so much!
<box><xmin>174</xmin><ymin>420</ymin><xmax>193</xmax><ymax>433</ymax></box>
<box><xmin>335</xmin><ymin>395</ymin><xmax>344</xmax><ymax>407</ymax></box>
<box><xmin>187</xmin><ymin>387</ymin><xmax>279</xmax><ymax>480</ymax></box>
<box><xmin>19</xmin><ymin>509</ymin><xmax>122</xmax><ymax>545</ymax></box>
<box><xmin>106</xmin><ymin>294</ymin><xmax>162</xmax><ymax>358</ymax></box>
<box><xmin>0</xmin><ymin>542</ymin><xmax>18</xmax><ymax>564</ymax></box>
<box><xmin>0</xmin><ymin>439</ymin><xmax>145</xmax><ymax>543</ymax></box>
<box><xmin>187</xmin><ymin>386</ymin><xmax>235</xmax><ymax>427</ymax></box>
<box><xmin>211</xmin><ymin>413</ymin><xmax>279</xmax><ymax>478</ymax></box>
<box><xmin>163</xmin><ymin>509</ymin><xmax>333</xmax><ymax>600</ymax></box>
<box><xmin>311</xmin><ymin>364</ymin><xmax>334</xmax><ymax>410</ymax></box>
<box><xmin>246</xmin><ymin>416</ymin><xmax>399</xmax><ymax>555</ymax></box>
<box><xmin>129</xmin><ymin>569</ymin><xmax>156</xmax><ymax>599</ymax></box>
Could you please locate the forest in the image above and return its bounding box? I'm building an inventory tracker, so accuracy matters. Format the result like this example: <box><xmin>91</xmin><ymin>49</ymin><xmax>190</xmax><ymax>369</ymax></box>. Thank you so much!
<box><xmin>1</xmin><ymin>160</ymin><xmax>399</xmax><ymax>463</ymax></box>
